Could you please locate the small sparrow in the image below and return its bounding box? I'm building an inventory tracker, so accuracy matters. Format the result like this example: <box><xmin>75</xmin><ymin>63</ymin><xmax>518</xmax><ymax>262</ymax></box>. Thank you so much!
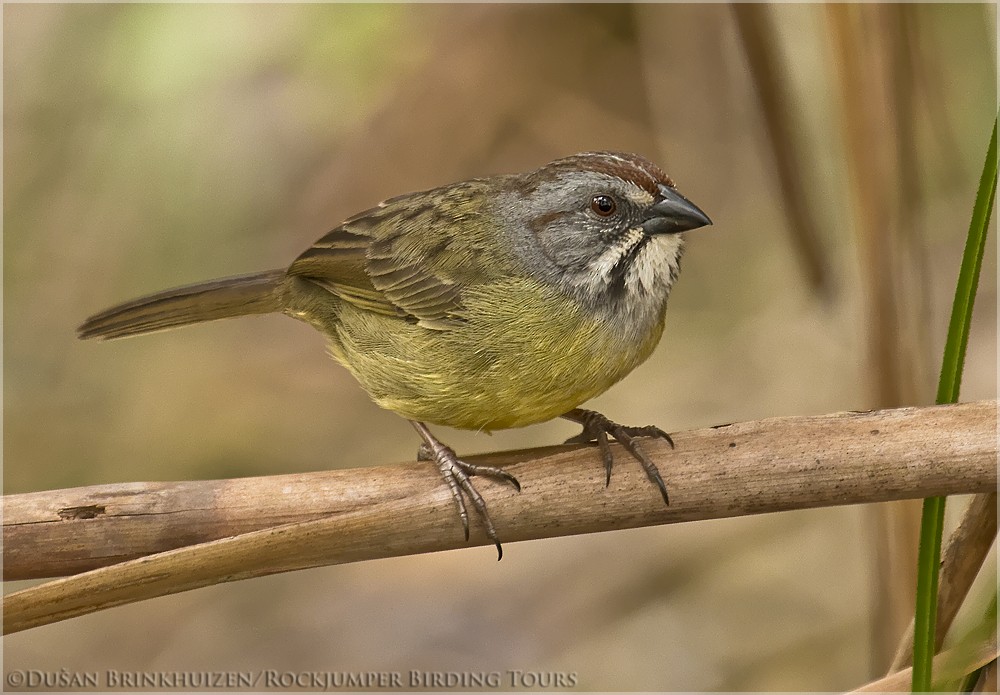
<box><xmin>78</xmin><ymin>151</ymin><xmax>711</xmax><ymax>558</ymax></box>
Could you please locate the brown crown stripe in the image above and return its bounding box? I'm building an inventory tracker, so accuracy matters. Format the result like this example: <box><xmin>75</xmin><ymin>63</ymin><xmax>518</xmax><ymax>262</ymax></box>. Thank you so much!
<box><xmin>544</xmin><ymin>151</ymin><xmax>675</xmax><ymax>197</ymax></box>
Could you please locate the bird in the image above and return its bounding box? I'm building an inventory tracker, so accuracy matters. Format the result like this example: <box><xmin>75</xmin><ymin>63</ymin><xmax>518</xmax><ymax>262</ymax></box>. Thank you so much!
<box><xmin>77</xmin><ymin>151</ymin><xmax>711</xmax><ymax>558</ymax></box>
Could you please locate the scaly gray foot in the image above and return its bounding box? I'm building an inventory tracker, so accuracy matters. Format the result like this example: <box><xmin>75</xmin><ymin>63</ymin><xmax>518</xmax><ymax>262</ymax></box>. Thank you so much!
<box><xmin>412</xmin><ymin>422</ymin><xmax>520</xmax><ymax>560</ymax></box>
<box><xmin>561</xmin><ymin>408</ymin><xmax>673</xmax><ymax>505</ymax></box>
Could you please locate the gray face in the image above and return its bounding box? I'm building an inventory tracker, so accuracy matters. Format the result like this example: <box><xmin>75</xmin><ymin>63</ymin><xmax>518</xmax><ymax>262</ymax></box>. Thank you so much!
<box><xmin>496</xmin><ymin>167</ymin><xmax>687</xmax><ymax>327</ymax></box>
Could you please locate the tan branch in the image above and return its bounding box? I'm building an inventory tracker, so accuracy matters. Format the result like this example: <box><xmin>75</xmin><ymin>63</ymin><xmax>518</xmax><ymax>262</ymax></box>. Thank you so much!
<box><xmin>3</xmin><ymin>401</ymin><xmax>996</xmax><ymax>635</ymax></box>
<box><xmin>853</xmin><ymin>635</ymin><xmax>998</xmax><ymax>692</ymax></box>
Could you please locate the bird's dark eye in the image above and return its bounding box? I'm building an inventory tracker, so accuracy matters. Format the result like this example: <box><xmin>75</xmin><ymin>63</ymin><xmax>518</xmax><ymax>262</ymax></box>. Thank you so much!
<box><xmin>590</xmin><ymin>195</ymin><xmax>617</xmax><ymax>217</ymax></box>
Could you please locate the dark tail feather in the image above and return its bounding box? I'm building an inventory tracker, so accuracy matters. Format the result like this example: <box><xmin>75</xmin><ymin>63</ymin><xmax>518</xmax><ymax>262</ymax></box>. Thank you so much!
<box><xmin>77</xmin><ymin>270</ymin><xmax>286</xmax><ymax>340</ymax></box>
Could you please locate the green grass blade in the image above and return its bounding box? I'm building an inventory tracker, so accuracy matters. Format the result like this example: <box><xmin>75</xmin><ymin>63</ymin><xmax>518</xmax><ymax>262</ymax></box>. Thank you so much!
<box><xmin>936</xmin><ymin>117</ymin><xmax>998</xmax><ymax>405</ymax></box>
<box><xmin>911</xmin><ymin>115</ymin><xmax>997</xmax><ymax>692</ymax></box>
<box><xmin>913</xmin><ymin>496</ymin><xmax>947</xmax><ymax>691</ymax></box>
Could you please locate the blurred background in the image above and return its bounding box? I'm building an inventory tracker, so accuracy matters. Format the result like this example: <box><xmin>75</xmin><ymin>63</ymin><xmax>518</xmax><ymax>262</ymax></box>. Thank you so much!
<box><xmin>4</xmin><ymin>3</ymin><xmax>997</xmax><ymax>690</ymax></box>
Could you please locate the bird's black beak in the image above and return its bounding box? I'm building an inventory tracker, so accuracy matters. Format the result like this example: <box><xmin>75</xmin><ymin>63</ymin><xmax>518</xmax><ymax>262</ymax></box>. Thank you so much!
<box><xmin>641</xmin><ymin>184</ymin><xmax>712</xmax><ymax>235</ymax></box>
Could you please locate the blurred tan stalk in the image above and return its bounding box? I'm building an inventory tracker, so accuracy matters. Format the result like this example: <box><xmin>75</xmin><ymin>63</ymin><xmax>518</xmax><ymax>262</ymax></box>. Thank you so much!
<box><xmin>827</xmin><ymin>4</ymin><xmax>940</xmax><ymax>672</ymax></box>
<box><xmin>731</xmin><ymin>3</ymin><xmax>833</xmax><ymax>299</ymax></box>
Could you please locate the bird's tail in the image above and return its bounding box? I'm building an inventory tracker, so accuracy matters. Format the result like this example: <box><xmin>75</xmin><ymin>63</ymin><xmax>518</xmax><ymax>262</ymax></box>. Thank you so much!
<box><xmin>77</xmin><ymin>270</ymin><xmax>287</xmax><ymax>340</ymax></box>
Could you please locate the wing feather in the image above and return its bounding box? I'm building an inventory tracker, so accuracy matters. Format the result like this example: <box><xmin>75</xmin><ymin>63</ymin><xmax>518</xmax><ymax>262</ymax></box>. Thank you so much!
<box><xmin>287</xmin><ymin>186</ymin><xmax>492</xmax><ymax>326</ymax></box>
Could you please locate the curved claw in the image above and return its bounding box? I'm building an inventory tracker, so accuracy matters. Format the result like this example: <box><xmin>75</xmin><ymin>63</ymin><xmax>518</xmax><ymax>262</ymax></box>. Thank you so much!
<box><xmin>618</xmin><ymin>436</ymin><xmax>670</xmax><ymax>505</ymax></box>
<box><xmin>561</xmin><ymin>408</ymin><xmax>673</xmax><ymax>504</ymax></box>
<box><xmin>411</xmin><ymin>421</ymin><xmax>518</xmax><ymax>558</ymax></box>
<box><xmin>620</xmin><ymin>425</ymin><xmax>675</xmax><ymax>449</ymax></box>
<box><xmin>458</xmin><ymin>459</ymin><xmax>522</xmax><ymax>492</ymax></box>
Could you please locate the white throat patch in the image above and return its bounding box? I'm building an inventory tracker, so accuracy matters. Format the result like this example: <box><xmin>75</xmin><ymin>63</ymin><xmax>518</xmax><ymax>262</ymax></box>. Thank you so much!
<box><xmin>627</xmin><ymin>232</ymin><xmax>684</xmax><ymax>296</ymax></box>
<box><xmin>583</xmin><ymin>229</ymin><xmax>683</xmax><ymax>301</ymax></box>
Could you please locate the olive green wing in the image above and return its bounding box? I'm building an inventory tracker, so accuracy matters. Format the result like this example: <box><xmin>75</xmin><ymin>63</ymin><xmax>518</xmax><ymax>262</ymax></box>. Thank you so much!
<box><xmin>288</xmin><ymin>186</ymin><xmax>493</xmax><ymax>329</ymax></box>
<box><xmin>288</xmin><ymin>222</ymin><xmax>402</xmax><ymax>318</ymax></box>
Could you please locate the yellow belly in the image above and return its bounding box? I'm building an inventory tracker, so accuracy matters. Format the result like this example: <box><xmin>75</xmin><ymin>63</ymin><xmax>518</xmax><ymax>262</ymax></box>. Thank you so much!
<box><xmin>326</xmin><ymin>278</ymin><xmax>666</xmax><ymax>431</ymax></box>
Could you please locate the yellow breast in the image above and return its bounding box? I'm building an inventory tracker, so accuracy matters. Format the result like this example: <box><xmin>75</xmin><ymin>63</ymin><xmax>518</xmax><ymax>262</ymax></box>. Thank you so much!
<box><xmin>328</xmin><ymin>277</ymin><xmax>666</xmax><ymax>431</ymax></box>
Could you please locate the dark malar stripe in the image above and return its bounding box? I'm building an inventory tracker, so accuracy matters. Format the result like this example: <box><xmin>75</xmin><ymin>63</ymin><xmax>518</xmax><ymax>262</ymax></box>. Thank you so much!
<box><xmin>607</xmin><ymin>235</ymin><xmax>652</xmax><ymax>298</ymax></box>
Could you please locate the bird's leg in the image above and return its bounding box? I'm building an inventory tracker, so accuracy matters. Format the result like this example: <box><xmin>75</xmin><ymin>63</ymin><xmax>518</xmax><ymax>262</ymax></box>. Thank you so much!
<box><xmin>561</xmin><ymin>408</ymin><xmax>673</xmax><ymax>505</ymax></box>
<box><xmin>411</xmin><ymin>421</ymin><xmax>520</xmax><ymax>560</ymax></box>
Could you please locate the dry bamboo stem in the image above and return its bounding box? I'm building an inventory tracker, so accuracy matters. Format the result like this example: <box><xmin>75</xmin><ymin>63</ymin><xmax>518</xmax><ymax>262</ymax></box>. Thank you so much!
<box><xmin>3</xmin><ymin>401</ymin><xmax>996</xmax><ymax>635</ymax></box>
